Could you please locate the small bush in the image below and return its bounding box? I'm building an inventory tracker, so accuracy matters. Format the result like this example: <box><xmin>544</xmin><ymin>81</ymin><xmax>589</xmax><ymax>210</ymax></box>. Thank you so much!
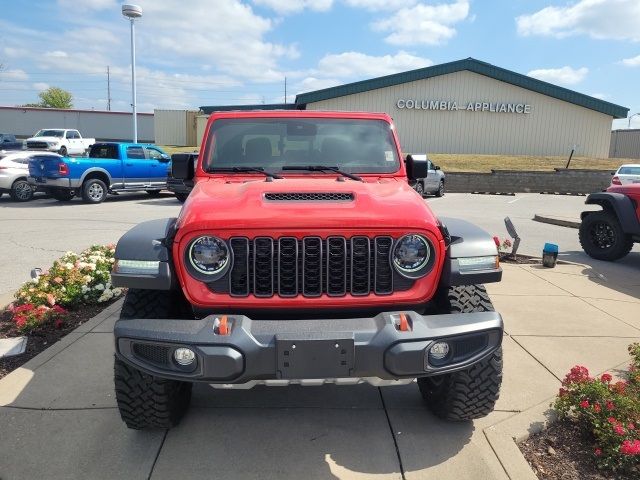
<box><xmin>9</xmin><ymin>244</ymin><xmax>123</xmax><ymax>333</ymax></box>
<box><xmin>554</xmin><ymin>343</ymin><xmax>640</xmax><ymax>474</ymax></box>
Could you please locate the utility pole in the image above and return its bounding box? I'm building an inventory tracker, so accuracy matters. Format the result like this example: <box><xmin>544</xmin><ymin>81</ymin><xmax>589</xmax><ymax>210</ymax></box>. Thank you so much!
<box><xmin>107</xmin><ymin>66</ymin><xmax>111</xmax><ymax>111</ymax></box>
<box><xmin>284</xmin><ymin>77</ymin><xmax>287</xmax><ymax>104</ymax></box>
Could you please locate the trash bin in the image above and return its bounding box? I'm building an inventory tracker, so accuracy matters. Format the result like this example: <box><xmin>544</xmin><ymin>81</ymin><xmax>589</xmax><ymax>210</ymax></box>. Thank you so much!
<box><xmin>542</xmin><ymin>243</ymin><xmax>559</xmax><ymax>268</ymax></box>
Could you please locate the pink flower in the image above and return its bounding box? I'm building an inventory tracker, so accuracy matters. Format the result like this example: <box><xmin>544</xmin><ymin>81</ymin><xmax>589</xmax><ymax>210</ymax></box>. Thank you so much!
<box><xmin>46</xmin><ymin>293</ymin><xmax>56</xmax><ymax>306</ymax></box>
<box><xmin>493</xmin><ymin>236</ymin><xmax>501</xmax><ymax>247</ymax></box>
<box><xmin>53</xmin><ymin>276</ymin><xmax>63</xmax><ymax>284</ymax></box>
<box><xmin>600</xmin><ymin>373</ymin><xmax>612</xmax><ymax>383</ymax></box>
<box><xmin>606</xmin><ymin>401</ymin><xmax>615</xmax><ymax>411</ymax></box>
<box><xmin>594</xmin><ymin>447</ymin><xmax>602</xmax><ymax>456</ymax></box>
<box><xmin>614</xmin><ymin>424</ymin><xmax>626</xmax><ymax>436</ymax></box>
<box><xmin>580</xmin><ymin>400</ymin><xmax>590</xmax><ymax>409</ymax></box>
<box><xmin>593</xmin><ymin>403</ymin><xmax>601</xmax><ymax>413</ymax></box>
<box><xmin>620</xmin><ymin>439</ymin><xmax>640</xmax><ymax>455</ymax></box>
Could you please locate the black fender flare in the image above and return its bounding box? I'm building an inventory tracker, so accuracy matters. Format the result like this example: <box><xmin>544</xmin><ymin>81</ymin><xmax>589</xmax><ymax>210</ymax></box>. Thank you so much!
<box><xmin>438</xmin><ymin>217</ymin><xmax>502</xmax><ymax>286</ymax></box>
<box><xmin>582</xmin><ymin>192</ymin><xmax>640</xmax><ymax>235</ymax></box>
<box><xmin>111</xmin><ymin>218</ymin><xmax>177</xmax><ymax>290</ymax></box>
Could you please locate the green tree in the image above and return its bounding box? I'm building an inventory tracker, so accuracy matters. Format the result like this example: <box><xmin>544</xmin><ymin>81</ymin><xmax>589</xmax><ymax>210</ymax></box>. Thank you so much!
<box><xmin>33</xmin><ymin>87</ymin><xmax>74</xmax><ymax>109</ymax></box>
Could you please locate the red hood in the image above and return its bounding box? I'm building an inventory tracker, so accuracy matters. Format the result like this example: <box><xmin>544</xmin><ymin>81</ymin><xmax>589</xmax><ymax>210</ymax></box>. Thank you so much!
<box><xmin>175</xmin><ymin>176</ymin><xmax>440</xmax><ymax>238</ymax></box>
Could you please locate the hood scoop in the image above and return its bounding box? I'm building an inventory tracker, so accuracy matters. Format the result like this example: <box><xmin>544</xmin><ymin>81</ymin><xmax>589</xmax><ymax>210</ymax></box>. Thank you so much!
<box><xmin>264</xmin><ymin>192</ymin><xmax>354</xmax><ymax>202</ymax></box>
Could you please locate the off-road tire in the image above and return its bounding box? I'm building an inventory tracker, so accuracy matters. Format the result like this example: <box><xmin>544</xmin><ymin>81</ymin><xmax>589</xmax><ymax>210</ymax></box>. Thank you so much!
<box><xmin>115</xmin><ymin>289</ymin><xmax>193</xmax><ymax>429</ymax></box>
<box><xmin>175</xmin><ymin>192</ymin><xmax>189</xmax><ymax>203</ymax></box>
<box><xmin>413</xmin><ymin>181</ymin><xmax>425</xmax><ymax>197</ymax></box>
<box><xmin>10</xmin><ymin>179</ymin><xmax>34</xmax><ymax>202</ymax></box>
<box><xmin>418</xmin><ymin>285</ymin><xmax>502</xmax><ymax>420</ymax></box>
<box><xmin>435</xmin><ymin>180</ymin><xmax>445</xmax><ymax>197</ymax></box>
<box><xmin>58</xmin><ymin>146</ymin><xmax>67</xmax><ymax>156</ymax></box>
<box><xmin>579</xmin><ymin>211</ymin><xmax>633</xmax><ymax>261</ymax></box>
<box><xmin>81</xmin><ymin>178</ymin><xmax>108</xmax><ymax>204</ymax></box>
<box><xmin>51</xmin><ymin>188</ymin><xmax>74</xmax><ymax>201</ymax></box>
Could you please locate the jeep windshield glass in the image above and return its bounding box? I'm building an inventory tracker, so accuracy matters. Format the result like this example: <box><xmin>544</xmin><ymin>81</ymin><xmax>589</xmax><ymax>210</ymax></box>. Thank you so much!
<box><xmin>35</xmin><ymin>130</ymin><xmax>65</xmax><ymax>138</ymax></box>
<box><xmin>204</xmin><ymin>118</ymin><xmax>400</xmax><ymax>174</ymax></box>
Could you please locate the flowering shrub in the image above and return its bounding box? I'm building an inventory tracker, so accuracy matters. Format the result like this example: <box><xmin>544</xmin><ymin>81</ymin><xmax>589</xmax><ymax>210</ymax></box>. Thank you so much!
<box><xmin>9</xmin><ymin>244</ymin><xmax>123</xmax><ymax>332</ymax></box>
<box><xmin>7</xmin><ymin>303</ymin><xmax>68</xmax><ymax>332</ymax></box>
<box><xmin>554</xmin><ymin>343</ymin><xmax>640</xmax><ymax>474</ymax></box>
<box><xmin>493</xmin><ymin>236</ymin><xmax>513</xmax><ymax>253</ymax></box>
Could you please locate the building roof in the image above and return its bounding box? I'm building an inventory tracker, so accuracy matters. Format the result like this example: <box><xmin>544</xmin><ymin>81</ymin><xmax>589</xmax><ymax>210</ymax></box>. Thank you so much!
<box><xmin>199</xmin><ymin>103</ymin><xmax>299</xmax><ymax>114</ymax></box>
<box><xmin>294</xmin><ymin>58</ymin><xmax>629</xmax><ymax>119</ymax></box>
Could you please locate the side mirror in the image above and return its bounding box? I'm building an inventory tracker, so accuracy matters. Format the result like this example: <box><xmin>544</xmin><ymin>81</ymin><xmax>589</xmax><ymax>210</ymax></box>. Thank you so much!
<box><xmin>171</xmin><ymin>153</ymin><xmax>196</xmax><ymax>180</ymax></box>
<box><xmin>434</xmin><ymin>165</ymin><xmax>441</xmax><ymax>170</ymax></box>
<box><xmin>159</xmin><ymin>153</ymin><xmax>171</xmax><ymax>162</ymax></box>
<box><xmin>405</xmin><ymin>154</ymin><xmax>429</xmax><ymax>180</ymax></box>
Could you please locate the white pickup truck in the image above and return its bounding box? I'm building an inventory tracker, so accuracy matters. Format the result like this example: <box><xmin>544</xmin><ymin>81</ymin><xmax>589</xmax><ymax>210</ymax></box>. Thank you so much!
<box><xmin>26</xmin><ymin>129</ymin><xmax>95</xmax><ymax>156</ymax></box>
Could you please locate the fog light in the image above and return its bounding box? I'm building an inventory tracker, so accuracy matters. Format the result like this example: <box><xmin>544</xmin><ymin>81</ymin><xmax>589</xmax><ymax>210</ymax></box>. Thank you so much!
<box><xmin>429</xmin><ymin>342</ymin><xmax>450</xmax><ymax>360</ymax></box>
<box><xmin>173</xmin><ymin>347</ymin><xmax>196</xmax><ymax>366</ymax></box>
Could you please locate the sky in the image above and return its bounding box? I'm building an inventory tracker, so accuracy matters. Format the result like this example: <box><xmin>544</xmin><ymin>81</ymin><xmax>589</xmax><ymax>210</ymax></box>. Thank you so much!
<box><xmin>0</xmin><ymin>0</ymin><xmax>638</xmax><ymax>129</ymax></box>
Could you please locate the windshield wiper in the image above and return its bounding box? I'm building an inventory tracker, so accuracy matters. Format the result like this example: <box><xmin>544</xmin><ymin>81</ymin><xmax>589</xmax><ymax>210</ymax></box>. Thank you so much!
<box><xmin>209</xmin><ymin>166</ymin><xmax>282</xmax><ymax>179</ymax></box>
<box><xmin>282</xmin><ymin>165</ymin><xmax>363</xmax><ymax>182</ymax></box>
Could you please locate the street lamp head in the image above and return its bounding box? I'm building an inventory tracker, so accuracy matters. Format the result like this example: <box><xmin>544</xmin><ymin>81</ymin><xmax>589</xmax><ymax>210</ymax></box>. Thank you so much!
<box><xmin>122</xmin><ymin>3</ymin><xmax>142</xmax><ymax>19</ymax></box>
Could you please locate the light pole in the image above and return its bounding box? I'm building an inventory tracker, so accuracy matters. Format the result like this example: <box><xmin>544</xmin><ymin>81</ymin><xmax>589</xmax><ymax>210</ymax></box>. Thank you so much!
<box><xmin>629</xmin><ymin>112</ymin><xmax>640</xmax><ymax>129</ymax></box>
<box><xmin>122</xmin><ymin>4</ymin><xmax>142</xmax><ymax>143</ymax></box>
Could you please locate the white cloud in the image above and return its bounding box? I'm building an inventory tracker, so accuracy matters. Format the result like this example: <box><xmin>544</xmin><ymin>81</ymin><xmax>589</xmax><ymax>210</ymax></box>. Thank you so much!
<box><xmin>2</xmin><ymin>46</ymin><xmax>27</xmax><ymax>58</ymax></box>
<box><xmin>33</xmin><ymin>82</ymin><xmax>50</xmax><ymax>91</ymax></box>
<box><xmin>344</xmin><ymin>0</ymin><xmax>417</xmax><ymax>11</ymax></box>
<box><xmin>317</xmin><ymin>51</ymin><xmax>431</xmax><ymax>78</ymax></box>
<box><xmin>0</xmin><ymin>69</ymin><xmax>29</xmax><ymax>81</ymax></box>
<box><xmin>621</xmin><ymin>55</ymin><xmax>640</xmax><ymax>67</ymax></box>
<box><xmin>590</xmin><ymin>92</ymin><xmax>609</xmax><ymax>100</ymax></box>
<box><xmin>253</xmin><ymin>0</ymin><xmax>333</xmax><ymax>14</ymax></box>
<box><xmin>527</xmin><ymin>66</ymin><xmax>589</xmax><ymax>85</ymax></box>
<box><xmin>57</xmin><ymin>0</ymin><xmax>117</xmax><ymax>10</ymax></box>
<box><xmin>296</xmin><ymin>77</ymin><xmax>342</xmax><ymax>93</ymax></box>
<box><xmin>516</xmin><ymin>0</ymin><xmax>640</xmax><ymax>41</ymax></box>
<box><xmin>373</xmin><ymin>0</ymin><xmax>470</xmax><ymax>46</ymax></box>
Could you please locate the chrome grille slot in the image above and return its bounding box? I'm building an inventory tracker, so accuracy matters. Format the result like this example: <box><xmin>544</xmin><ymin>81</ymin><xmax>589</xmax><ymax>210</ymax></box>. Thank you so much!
<box><xmin>302</xmin><ymin>237</ymin><xmax>323</xmax><ymax>297</ymax></box>
<box><xmin>253</xmin><ymin>237</ymin><xmax>274</xmax><ymax>297</ymax></box>
<box><xmin>278</xmin><ymin>237</ymin><xmax>298</xmax><ymax>297</ymax></box>
<box><xmin>374</xmin><ymin>237</ymin><xmax>394</xmax><ymax>295</ymax></box>
<box><xmin>326</xmin><ymin>237</ymin><xmax>347</xmax><ymax>296</ymax></box>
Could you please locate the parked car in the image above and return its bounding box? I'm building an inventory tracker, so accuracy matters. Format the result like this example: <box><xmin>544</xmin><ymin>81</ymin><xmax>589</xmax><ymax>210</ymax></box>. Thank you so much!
<box><xmin>26</xmin><ymin>129</ymin><xmax>95</xmax><ymax>156</ymax></box>
<box><xmin>579</xmin><ymin>183</ymin><xmax>640</xmax><ymax>261</ymax></box>
<box><xmin>0</xmin><ymin>151</ymin><xmax>59</xmax><ymax>201</ymax></box>
<box><xmin>0</xmin><ymin>133</ymin><xmax>24</xmax><ymax>153</ymax></box>
<box><xmin>110</xmin><ymin>110</ymin><xmax>504</xmax><ymax>430</ymax></box>
<box><xmin>27</xmin><ymin>142</ymin><xmax>171</xmax><ymax>203</ymax></box>
<box><xmin>167</xmin><ymin>152</ymin><xmax>197</xmax><ymax>202</ymax></box>
<box><xmin>611</xmin><ymin>164</ymin><xmax>640</xmax><ymax>186</ymax></box>
<box><xmin>410</xmin><ymin>156</ymin><xmax>445</xmax><ymax>197</ymax></box>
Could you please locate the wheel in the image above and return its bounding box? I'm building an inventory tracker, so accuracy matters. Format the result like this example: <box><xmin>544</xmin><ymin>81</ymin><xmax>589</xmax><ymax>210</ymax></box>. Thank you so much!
<box><xmin>81</xmin><ymin>178</ymin><xmax>107</xmax><ymax>203</ymax></box>
<box><xmin>579</xmin><ymin>211</ymin><xmax>633</xmax><ymax>261</ymax></box>
<box><xmin>146</xmin><ymin>190</ymin><xmax>162</xmax><ymax>196</ymax></box>
<box><xmin>175</xmin><ymin>192</ymin><xmax>189</xmax><ymax>203</ymax></box>
<box><xmin>417</xmin><ymin>285</ymin><xmax>502</xmax><ymax>421</ymax></box>
<box><xmin>115</xmin><ymin>289</ymin><xmax>193</xmax><ymax>430</ymax></box>
<box><xmin>51</xmin><ymin>188</ymin><xmax>74</xmax><ymax>201</ymax></box>
<box><xmin>10</xmin><ymin>179</ymin><xmax>34</xmax><ymax>202</ymax></box>
<box><xmin>413</xmin><ymin>180</ymin><xmax>425</xmax><ymax>197</ymax></box>
<box><xmin>435</xmin><ymin>180</ymin><xmax>445</xmax><ymax>197</ymax></box>
<box><xmin>58</xmin><ymin>146</ymin><xmax>67</xmax><ymax>156</ymax></box>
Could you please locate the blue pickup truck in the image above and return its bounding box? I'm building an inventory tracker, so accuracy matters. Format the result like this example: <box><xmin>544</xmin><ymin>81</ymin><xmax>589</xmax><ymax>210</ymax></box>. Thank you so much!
<box><xmin>28</xmin><ymin>142</ymin><xmax>171</xmax><ymax>203</ymax></box>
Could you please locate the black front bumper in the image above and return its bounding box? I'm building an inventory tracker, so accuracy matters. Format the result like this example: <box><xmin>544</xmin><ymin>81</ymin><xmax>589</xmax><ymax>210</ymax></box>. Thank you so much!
<box><xmin>114</xmin><ymin>311</ymin><xmax>503</xmax><ymax>384</ymax></box>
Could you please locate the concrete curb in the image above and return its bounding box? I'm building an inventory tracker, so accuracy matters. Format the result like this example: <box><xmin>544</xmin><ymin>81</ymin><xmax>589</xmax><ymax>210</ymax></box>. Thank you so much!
<box><xmin>532</xmin><ymin>214</ymin><xmax>580</xmax><ymax>229</ymax></box>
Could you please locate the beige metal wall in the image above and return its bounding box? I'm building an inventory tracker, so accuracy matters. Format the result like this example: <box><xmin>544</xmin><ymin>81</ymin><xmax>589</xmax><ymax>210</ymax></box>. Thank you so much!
<box><xmin>306</xmin><ymin>71</ymin><xmax>613</xmax><ymax>157</ymax></box>
<box><xmin>610</xmin><ymin>129</ymin><xmax>640</xmax><ymax>159</ymax></box>
<box><xmin>154</xmin><ymin>109</ymin><xmax>199</xmax><ymax>146</ymax></box>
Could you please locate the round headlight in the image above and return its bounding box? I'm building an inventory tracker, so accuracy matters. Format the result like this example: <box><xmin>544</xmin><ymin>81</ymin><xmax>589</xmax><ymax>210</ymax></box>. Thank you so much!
<box><xmin>392</xmin><ymin>234</ymin><xmax>431</xmax><ymax>277</ymax></box>
<box><xmin>188</xmin><ymin>236</ymin><xmax>229</xmax><ymax>275</ymax></box>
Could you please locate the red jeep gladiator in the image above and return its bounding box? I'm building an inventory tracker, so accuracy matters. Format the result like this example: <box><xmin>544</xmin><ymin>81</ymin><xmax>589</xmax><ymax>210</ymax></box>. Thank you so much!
<box><xmin>111</xmin><ymin>111</ymin><xmax>504</xmax><ymax>429</ymax></box>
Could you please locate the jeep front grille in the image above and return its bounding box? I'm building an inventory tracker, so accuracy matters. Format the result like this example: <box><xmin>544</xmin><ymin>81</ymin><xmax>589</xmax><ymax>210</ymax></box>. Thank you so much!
<box><xmin>221</xmin><ymin>236</ymin><xmax>403</xmax><ymax>298</ymax></box>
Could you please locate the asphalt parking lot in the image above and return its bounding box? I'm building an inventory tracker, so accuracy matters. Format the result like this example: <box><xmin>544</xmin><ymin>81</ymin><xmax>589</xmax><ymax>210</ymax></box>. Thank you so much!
<box><xmin>1</xmin><ymin>191</ymin><xmax>639</xmax><ymax>301</ymax></box>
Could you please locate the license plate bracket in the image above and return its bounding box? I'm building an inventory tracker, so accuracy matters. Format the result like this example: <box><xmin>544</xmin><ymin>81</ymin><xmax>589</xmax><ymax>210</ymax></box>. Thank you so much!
<box><xmin>276</xmin><ymin>332</ymin><xmax>354</xmax><ymax>379</ymax></box>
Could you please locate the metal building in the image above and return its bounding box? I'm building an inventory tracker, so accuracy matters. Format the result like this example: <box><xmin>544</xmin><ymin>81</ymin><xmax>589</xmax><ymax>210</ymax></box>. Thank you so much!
<box><xmin>201</xmin><ymin>58</ymin><xmax>629</xmax><ymax>157</ymax></box>
<box><xmin>610</xmin><ymin>129</ymin><xmax>640</xmax><ymax>159</ymax></box>
<box><xmin>0</xmin><ymin>106</ymin><xmax>154</xmax><ymax>142</ymax></box>
<box><xmin>154</xmin><ymin>109</ymin><xmax>199</xmax><ymax>146</ymax></box>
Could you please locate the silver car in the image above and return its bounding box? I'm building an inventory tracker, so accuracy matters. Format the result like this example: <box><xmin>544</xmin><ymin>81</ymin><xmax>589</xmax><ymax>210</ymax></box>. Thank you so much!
<box><xmin>412</xmin><ymin>157</ymin><xmax>445</xmax><ymax>197</ymax></box>
<box><xmin>0</xmin><ymin>151</ymin><xmax>56</xmax><ymax>201</ymax></box>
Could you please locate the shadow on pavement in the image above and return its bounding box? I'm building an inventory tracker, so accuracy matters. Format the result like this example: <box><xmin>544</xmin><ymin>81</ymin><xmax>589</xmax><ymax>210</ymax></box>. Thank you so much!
<box><xmin>0</xmin><ymin>192</ymin><xmax>180</xmax><ymax>208</ymax></box>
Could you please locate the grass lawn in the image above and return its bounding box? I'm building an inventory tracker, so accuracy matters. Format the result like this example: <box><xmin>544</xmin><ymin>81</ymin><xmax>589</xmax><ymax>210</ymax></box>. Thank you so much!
<box><xmin>159</xmin><ymin>146</ymin><xmax>631</xmax><ymax>173</ymax></box>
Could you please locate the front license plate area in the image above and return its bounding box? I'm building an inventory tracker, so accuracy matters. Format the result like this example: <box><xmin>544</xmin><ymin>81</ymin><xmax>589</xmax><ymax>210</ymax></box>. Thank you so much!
<box><xmin>276</xmin><ymin>333</ymin><xmax>354</xmax><ymax>379</ymax></box>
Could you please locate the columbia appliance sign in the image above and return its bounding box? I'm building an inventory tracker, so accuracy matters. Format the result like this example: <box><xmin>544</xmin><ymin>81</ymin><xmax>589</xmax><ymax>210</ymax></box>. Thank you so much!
<box><xmin>396</xmin><ymin>99</ymin><xmax>532</xmax><ymax>114</ymax></box>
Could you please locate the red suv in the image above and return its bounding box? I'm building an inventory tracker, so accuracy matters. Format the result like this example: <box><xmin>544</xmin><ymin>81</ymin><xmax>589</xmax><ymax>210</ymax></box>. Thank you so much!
<box><xmin>110</xmin><ymin>111</ymin><xmax>504</xmax><ymax>429</ymax></box>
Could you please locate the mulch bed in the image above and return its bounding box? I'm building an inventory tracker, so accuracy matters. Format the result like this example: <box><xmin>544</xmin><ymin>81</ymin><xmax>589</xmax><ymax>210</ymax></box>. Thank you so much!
<box><xmin>500</xmin><ymin>253</ymin><xmax>541</xmax><ymax>265</ymax></box>
<box><xmin>0</xmin><ymin>299</ymin><xmax>120</xmax><ymax>380</ymax></box>
<box><xmin>519</xmin><ymin>419</ymin><xmax>636</xmax><ymax>480</ymax></box>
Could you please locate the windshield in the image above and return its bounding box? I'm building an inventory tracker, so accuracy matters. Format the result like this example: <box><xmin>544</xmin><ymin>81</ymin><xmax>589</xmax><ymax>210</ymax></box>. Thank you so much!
<box><xmin>35</xmin><ymin>130</ymin><xmax>64</xmax><ymax>138</ymax></box>
<box><xmin>618</xmin><ymin>166</ymin><xmax>640</xmax><ymax>175</ymax></box>
<box><xmin>204</xmin><ymin>118</ymin><xmax>400</xmax><ymax>174</ymax></box>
